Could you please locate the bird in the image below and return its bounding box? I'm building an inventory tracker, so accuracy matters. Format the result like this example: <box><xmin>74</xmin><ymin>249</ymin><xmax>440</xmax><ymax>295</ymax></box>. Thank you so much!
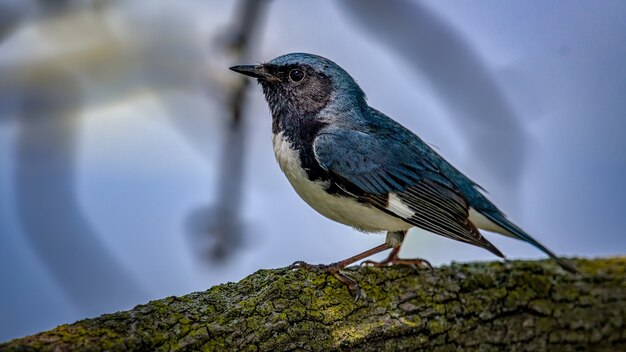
<box><xmin>230</xmin><ymin>53</ymin><xmax>576</xmax><ymax>298</ymax></box>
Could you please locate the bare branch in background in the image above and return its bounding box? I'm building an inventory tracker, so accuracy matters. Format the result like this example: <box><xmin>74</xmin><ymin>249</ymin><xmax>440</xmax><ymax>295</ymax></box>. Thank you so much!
<box><xmin>186</xmin><ymin>0</ymin><xmax>270</xmax><ymax>262</ymax></box>
<box><xmin>0</xmin><ymin>0</ymin><xmax>273</xmax><ymax>316</ymax></box>
<box><xmin>1</xmin><ymin>0</ymin><xmax>208</xmax><ymax>316</ymax></box>
<box><xmin>0</xmin><ymin>2</ymin><xmax>21</xmax><ymax>43</ymax></box>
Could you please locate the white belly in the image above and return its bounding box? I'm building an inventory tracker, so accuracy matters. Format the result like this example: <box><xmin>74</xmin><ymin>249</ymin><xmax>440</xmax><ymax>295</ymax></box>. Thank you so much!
<box><xmin>272</xmin><ymin>132</ymin><xmax>412</xmax><ymax>233</ymax></box>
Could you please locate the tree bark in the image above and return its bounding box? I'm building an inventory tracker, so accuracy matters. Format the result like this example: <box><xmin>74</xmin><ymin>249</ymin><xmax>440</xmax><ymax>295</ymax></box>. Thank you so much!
<box><xmin>2</xmin><ymin>257</ymin><xmax>624</xmax><ymax>351</ymax></box>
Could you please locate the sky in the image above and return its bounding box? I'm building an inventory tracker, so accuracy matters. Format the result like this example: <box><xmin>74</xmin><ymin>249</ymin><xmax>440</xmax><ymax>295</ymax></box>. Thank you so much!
<box><xmin>1</xmin><ymin>0</ymin><xmax>625</xmax><ymax>341</ymax></box>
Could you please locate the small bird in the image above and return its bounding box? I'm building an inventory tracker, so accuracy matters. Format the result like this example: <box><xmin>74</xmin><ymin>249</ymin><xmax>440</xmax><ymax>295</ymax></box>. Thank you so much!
<box><xmin>230</xmin><ymin>53</ymin><xmax>576</xmax><ymax>298</ymax></box>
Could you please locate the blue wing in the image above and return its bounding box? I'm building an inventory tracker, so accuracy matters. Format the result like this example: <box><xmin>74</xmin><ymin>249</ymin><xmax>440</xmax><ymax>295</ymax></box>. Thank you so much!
<box><xmin>313</xmin><ymin>127</ymin><xmax>504</xmax><ymax>258</ymax></box>
<box><xmin>316</xmin><ymin>107</ymin><xmax>576</xmax><ymax>272</ymax></box>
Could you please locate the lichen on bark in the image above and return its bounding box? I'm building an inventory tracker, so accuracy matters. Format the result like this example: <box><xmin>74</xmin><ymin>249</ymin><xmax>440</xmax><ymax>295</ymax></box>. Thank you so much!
<box><xmin>1</xmin><ymin>257</ymin><xmax>625</xmax><ymax>351</ymax></box>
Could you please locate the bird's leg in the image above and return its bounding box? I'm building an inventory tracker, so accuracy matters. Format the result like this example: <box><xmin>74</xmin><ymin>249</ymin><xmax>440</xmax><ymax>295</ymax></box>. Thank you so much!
<box><xmin>361</xmin><ymin>246</ymin><xmax>401</xmax><ymax>266</ymax></box>
<box><xmin>289</xmin><ymin>243</ymin><xmax>390</xmax><ymax>301</ymax></box>
<box><xmin>362</xmin><ymin>230</ymin><xmax>433</xmax><ymax>270</ymax></box>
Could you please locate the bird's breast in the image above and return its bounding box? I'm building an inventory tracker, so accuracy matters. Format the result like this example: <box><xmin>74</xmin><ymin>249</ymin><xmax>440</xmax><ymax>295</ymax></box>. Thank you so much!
<box><xmin>271</xmin><ymin>132</ymin><xmax>411</xmax><ymax>232</ymax></box>
<box><xmin>272</xmin><ymin>131</ymin><xmax>308</xmax><ymax>182</ymax></box>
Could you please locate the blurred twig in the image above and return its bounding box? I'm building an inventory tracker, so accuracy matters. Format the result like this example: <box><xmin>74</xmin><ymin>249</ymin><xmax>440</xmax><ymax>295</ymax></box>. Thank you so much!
<box><xmin>0</xmin><ymin>2</ymin><xmax>21</xmax><ymax>43</ymax></box>
<box><xmin>188</xmin><ymin>0</ymin><xmax>270</xmax><ymax>262</ymax></box>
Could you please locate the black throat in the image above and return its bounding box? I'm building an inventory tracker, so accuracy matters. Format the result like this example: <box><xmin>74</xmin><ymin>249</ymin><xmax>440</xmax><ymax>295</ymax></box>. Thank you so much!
<box><xmin>259</xmin><ymin>70</ymin><xmax>349</xmax><ymax>195</ymax></box>
<box><xmin>272</xmin><ymin>108</ymin><xmax>330</xmax><ymax>183</ymax></box>
<box><xmin>260</xmin><ymin>71</ymin><xmax>333</xmax><ymax>181</ymax></box>
<box><xmin>269</xmin><ymin>115</ymin><xmax>354</xmax><ymax>197</ymax></box>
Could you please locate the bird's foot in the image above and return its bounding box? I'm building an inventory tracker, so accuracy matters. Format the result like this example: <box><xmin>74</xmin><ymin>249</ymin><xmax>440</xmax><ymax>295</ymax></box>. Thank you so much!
<box><xmin>289</xmin><ymin>260</ymin><xmax>361</xmax><ymax>302</ymax></box>
<box><xmin>361</xmin><ymin>256</ymin><xmax>433</xmax><ymax>272</ymax></box>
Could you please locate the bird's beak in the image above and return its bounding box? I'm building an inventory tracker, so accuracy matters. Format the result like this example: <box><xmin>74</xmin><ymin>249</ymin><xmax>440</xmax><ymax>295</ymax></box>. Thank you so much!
<box><xmin>229</xmin><ymin>64</ymin><xmax>274</xmax><ymax>80</ymax></box>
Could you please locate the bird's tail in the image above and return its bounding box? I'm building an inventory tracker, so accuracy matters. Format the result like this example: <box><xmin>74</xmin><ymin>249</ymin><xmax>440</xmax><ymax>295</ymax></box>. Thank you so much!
<box><xmin>481</xmin><ymin>212</ymin><xmax>578</xmax><ymax>273</ymax></box>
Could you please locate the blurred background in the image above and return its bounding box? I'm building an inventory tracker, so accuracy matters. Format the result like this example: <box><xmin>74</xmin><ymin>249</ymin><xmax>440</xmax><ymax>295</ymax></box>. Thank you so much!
<box><xmin>1</xmin><ymin>0</ymin><xmax>625</xmax><ymax>341</ymax></box>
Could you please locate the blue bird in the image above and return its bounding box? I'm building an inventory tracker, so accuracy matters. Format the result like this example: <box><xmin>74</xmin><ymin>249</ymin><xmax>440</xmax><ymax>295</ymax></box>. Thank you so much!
<box><xmin>230</xmin><ymin>53</ymin><xmax>576</xmax><ymax>297</ymax></box>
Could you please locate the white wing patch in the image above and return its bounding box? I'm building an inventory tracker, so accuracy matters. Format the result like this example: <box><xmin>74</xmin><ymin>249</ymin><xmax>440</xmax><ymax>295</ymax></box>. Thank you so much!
<box><xmin>386</xmin><ymin>193</ymin><xmax>416</xmax><ymax>219</ymax></box>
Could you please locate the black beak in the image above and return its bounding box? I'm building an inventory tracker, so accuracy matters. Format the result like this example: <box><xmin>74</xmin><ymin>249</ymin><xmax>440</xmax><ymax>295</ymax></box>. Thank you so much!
<box><xmin>229</xmin><ymin>64</ymin><xmax>273</xmax><ymax>80</ymax></box>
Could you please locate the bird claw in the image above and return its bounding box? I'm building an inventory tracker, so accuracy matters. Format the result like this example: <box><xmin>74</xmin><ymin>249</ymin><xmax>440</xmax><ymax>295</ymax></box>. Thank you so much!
<box><xmin>361</xmin><ymin>257</ymin><xmax>433</xmax><ymax>272</ymax></box>
<box><xmin>288</xmin><ymin>260</ymin><xmax>362</xmax><ymax>302</ymax></box>
<box><xmin>288</xmin><ymin>260</ymin><xmax>308</xmax><ymax>270</ymax></box>
<box><xmin>334</xmin><ymin>272</ymin><xmax>361</xmax><ymax>303</ymax></box>
<box><xmin>360</xmin><ymin>259</ymin><xmax>391</xmax><ymax>267</ymax></box>
<box><xmin>288</xmin><ymin>260</ymin><xmax>332</xmax><ymax>272</ymax></box>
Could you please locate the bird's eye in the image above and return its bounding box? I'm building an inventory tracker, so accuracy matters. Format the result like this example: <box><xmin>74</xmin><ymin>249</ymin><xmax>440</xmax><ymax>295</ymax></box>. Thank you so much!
<box><xmin>289</xmin><ymin>69</ymin><xmax>305</xmax><ymax>82</ymax></box>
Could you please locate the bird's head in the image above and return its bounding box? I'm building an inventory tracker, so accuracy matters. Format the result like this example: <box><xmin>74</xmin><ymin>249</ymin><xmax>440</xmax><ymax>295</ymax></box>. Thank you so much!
<box><xmin>230</xmin><ymin>53</ymin><xmax>366</xmax><ymax>118</ymax></box>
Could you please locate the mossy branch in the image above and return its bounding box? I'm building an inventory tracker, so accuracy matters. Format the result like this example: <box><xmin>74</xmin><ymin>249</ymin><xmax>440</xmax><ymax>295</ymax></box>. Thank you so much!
<box><xmin>2</xmin><ymin>257</ymin><xmax>625</xmax><ymax>351</ymax></box>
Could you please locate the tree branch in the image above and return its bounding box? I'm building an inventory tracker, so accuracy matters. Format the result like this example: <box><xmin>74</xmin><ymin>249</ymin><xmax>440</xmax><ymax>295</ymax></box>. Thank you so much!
<box><xmin>2</xmin><ymin>257</ymin><xmax>624</xmax><ymax>351</ymax></box>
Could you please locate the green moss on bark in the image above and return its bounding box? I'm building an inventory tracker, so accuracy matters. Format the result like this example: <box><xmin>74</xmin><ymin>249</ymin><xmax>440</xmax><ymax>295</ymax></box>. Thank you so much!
<box><xmin>2</xmin><ymin>257</ymin><xmax>625</xmax><ymax>351</ymax></box>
